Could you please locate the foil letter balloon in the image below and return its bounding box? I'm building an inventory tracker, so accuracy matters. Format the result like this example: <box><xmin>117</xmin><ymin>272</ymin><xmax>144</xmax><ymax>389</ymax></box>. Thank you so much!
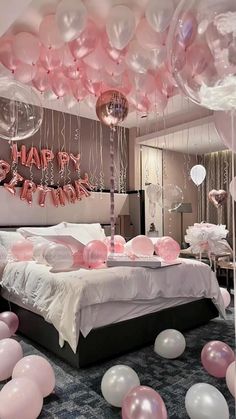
<box><xmin>96</xmin><ymin>90</ymin><xmax>129</xmax><ymax>126</ymax></box>
<box><xmin>57</xmin><ymin>152</ymin><xmax>70</xmax><ymax>171</ymax></box>
<box><xmin>4</xmin><ymin>173</ymin><xmax>24</xmax><ymax>195</ymax></box>
<box><xmin>11</xmin><ymin>144</ymin><xmax>26</xmax><ymax>165</ymax></box>
<box><xmin>0</xmin><ymin>160</ymin><xmax>10</xmax><ymax>181</ymax></box>
<box><xmin>41</xmin><ymin>149</ymin><xmax>54</xmax><ymax>170</ymax></box>
<box><xmin>208</xmin><ymin>189</ymin><xmax>227</xmax><ymax>208</ymax></box>
<box><xmin>37</xmin><ymin>185</ymin><xmax>51</xmax><ymax>207</ymax></box>
<box><xmin>20</xmin><ymin>180</ymin><xmax>36</xmax><ymax>205</ymax></box>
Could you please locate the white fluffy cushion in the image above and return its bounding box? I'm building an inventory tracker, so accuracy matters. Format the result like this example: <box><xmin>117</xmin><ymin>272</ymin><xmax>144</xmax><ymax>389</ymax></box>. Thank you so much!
<box><xmin>0</xmin><ymin>231</ymin><xmax>22</xmax><ymax>250</ymax></box>
<box><xmin>63</xmin><ymin>223</ymin><xmax>106</xmax><ymax>241</ymax></box>
<box><xmin>17</xmin><ymin>223</ymin><xmax>66</xmax><ymax>238</ymax></box>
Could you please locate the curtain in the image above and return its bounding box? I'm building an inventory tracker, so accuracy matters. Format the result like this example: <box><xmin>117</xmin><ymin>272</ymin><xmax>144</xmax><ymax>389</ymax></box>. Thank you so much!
<box><xmin>198</xmin><ymin>150</ymin><xmax>236</xmax><ymax>246</ymax></box>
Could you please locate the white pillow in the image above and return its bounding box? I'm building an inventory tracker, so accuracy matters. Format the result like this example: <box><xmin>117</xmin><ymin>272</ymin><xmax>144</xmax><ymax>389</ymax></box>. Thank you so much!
<box><xmin>63</xmin><ymin>223</ymin><xmax>106</xmax><ymax>241</ymax></box>
<box><xmin>18</xmin><ymin>223</ymin><xmax>66</xmax><ymax>238</ymax></box>
<box><xmin>0</xmin><ymin>231</ymin><xmax>22</xmax><ymax>250</ymax></box>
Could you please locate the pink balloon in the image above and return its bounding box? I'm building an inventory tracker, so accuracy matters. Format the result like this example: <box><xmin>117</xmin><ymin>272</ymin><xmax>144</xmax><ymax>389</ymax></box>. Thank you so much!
<box><xmin>201</xmin><ymin>340</ymin><xmax>235</xmax><ymax>378</ymax></box>
<box><xmin>83</xmin><ymin>66</ymin><xmax>104</xmax><ymax>96</ymax></box>
<box><xmin>12</xmin><ymin>32</ymin><xmax>40</xmax><ymax>65</ymax></box>
<box><xmin>104</xmin><ymin>235</ymin><xmax>126</xmax><ymax>253</ymax></box>
<box><xmin>226</xmin><ymin>361</ymin><xmax>235</xmax><ymax>398</ymax></box>
<box><xmin>64</xmin><ymin>62</ymin><xmax>85</xmax><ymax>80</ymax></box>
<box><xmin>0</xmin><ymin>338</ymin><xmax>23</xmax><ymax>380</ymax></box>
<box><xmin>220</xmin><ymin>287</ymin><xmax>231</xmax><ymax>309</ymax></box>
<box><xmin>69</xmin><ymin>20</ymin><xmax>99</xmax><ymax>60</ymax></box>
<box><xmin>101</xmin><ymin>31</ymin><xmax>127</xmax><ymax>64</ymax></box>
<box><xmin>40</xmin><ymin>46</ymin><xmax>63</xmax><ymax>72</ymax></box>
<box><xmin>214</xmin><ymin>111</ymin><xmax>236</xmax><ymax>153</ymax></box>
<box><xmin>83</xmin><ymin>240</ymin><xmax>108</xmax><ymax>269</ymax></box>
<box><xmin>0</xmin><ymin>377</ymin><xmax>43</xmax><ymax>419</ymax></box>
<box><xmin>12</xmin><ymin>355</ymin><xmax>55</xmax><ymax>398</ymax></box>
<box><xmin>155</xmin><ymin>237</ymin><xmax>180</xmax><ymax>262</ymax></box>
<box><xmin>32</xmin><ymin>65</ymin><xmax>49</xmax><ymax>93</ymax></box>
<box><xmin>131</xmin><ymin>235</ymin><xmax>154</xmax><ymax>257</ymax></box>
<box><xmin>83</xmin><ymin>42</ymin><xmax>108</xmax><ymax>71</ymax></box>
<box><xmin>14</xmin><ymin>63</ymin><xmax>36</xmax><ymax>84</ymax></box>
<box><xmin>136</xmin><ymin>18</ymin><xmax>167</xmax><ymax>51</ymax></box>
<box><xmin>177</xmin><ymin>12</ymin><xmax>198</xmax><ymax>50</ymax></box>
<box><xmin>132</xmin><ymin>72</ymin><xmax>156</xmax><ymax>95</ymax></box>
<box><xmin>156</xmin><ymin>65</ymin><xmax>178</xmax><ymax>98</ymax></box>
<box><xmin>62</xmin><ymin>45</ymin><xmax>76</xmax><ymax>67</ymax></box>
<box><xmin>0</xmin><ymin>37</ymin><xmax>18</xmax><ymax>72</ymax></box>
<box><xmin>73</xmin><ymin>250</ymin><xmax>85</xmax><ymax>267</ymax></box>
<box><xmin>11</xmin><ymin>239</ymin><xmax>33</xmax><ymax>261</ymax></box>
<box><xmin>39</xmin><ymin>14</ymin><xmax>64</xmax><ymax>49</ymax></box>
<box><xmin>0</xmin><ymin>312</ymin><xmax>19</xmax><ymax>335</ymax></box>
<box><xmin>50</xmin><ymin>71</ymin><xmax>70</xmax><ymax>98</ymax></box>
<box><xmin>70</xmin><ymin>78</ymin><xmax>88</xmax><ymax>101</ymax></box>
<box><xmin>105</xmin><ymin>71</ymin><xmax>132</xmax><ymax>96</ymax></box>
<box><xmin>104</xmin><ymin>53</ymin><xmax>126</xmax><ymax>77</ymax></box>
<box><xmin>186</xmin><ymin>42</ymin><xmax>214</xmax><ymax>77</ymax></box>
<box><xmin>122</xmin><ymin>386</ymin><xmax>168</xmax><ymax>419</ymax></box>
<box><xmin>148</xmin><ymin>89</ymin><xmax>168</xmax><ymax>113</ymax></box>
<box><xmin>0</xmin><ymin>321</ymin><xmax>10</xmax><ymax>340</ymax></box>
<box><xmin>128</xmin><ymin>90</ymin><xmax>151</xmax><ymax>113</ymax></box>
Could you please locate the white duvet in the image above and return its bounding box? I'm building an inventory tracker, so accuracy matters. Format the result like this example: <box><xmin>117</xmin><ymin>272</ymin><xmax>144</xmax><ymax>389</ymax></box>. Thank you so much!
<box><xmin>0</xmin><ymin>258</ymin><xmax>225</xmax><ymax>353</ymax></box>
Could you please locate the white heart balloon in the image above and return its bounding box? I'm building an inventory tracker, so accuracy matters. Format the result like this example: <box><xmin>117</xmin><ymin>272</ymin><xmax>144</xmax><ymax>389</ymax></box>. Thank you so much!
<box><xmin>190</xmin><ymin>165</ymin><xmax>206</xmax><ymax>186</ymax></box>
<box><xmin>106</xmin><ymin>5</ymin><xmax>136</xmax><ymax>50</ymax></box>
<box><xmin>229</xmin><ymin>176</ymin><xmax>236</xmax><ymax>201</ymax></box>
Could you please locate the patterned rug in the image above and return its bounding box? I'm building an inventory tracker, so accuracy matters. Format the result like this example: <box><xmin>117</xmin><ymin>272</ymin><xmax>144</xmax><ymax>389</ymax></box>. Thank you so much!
<box><xmin>5</xmin><ymin>308</ymin><xmax>236</xmax><ymax>418</ymax></box>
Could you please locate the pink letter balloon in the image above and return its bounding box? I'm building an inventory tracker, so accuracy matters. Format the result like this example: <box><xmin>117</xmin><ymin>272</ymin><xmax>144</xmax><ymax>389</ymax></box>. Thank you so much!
<box><xmin>226</xmin><ymin>361</ymin><xmax>235</xmax><ymax>398</ymax></box>
<box><xmin>220</xmin><ymin>287</ymin><xmax>231</xmax><ymax>309</ymax></box>
<box><xmin>201</xmin><ymin>340</ymin><xmax>235</xmax><ymax>378</ymax></box>
<box><xmin>155</xmin><ymin>237</ymin><xmax>180</xmax><ymax>262</ymax></box>
<box><xmin>83</xmin><ymin>240</ymin><xmax>108</xmax><ymax>269</ymax></box>
<box><xmin>11</xmin><ymin>239</ymin><xmax>33</xmax><ymax>261</ymax></box>
<box><xmin>0</xmin><ymin>311</ymin><xmax>19</xmax><ymax>335</ymax></box>
<box><xmin>0</xmin><ymin>377</ymin><xmax>43</xmax><ymax>419</ymax></box>
<box><xmin>0</xmin><ymin>338</ymin><xmax>23</xmax><ymax>380</ymax></box>
<box><xmin>0</xmin><ymin>321</ymin><xmax>10</xmax><ymax>340</ymax></box>
<box><xmin>122</xmin><ymin>385</ymin><xmax>168</xmax><ymax>419</ymax></box>
<box><xmin>12</xmin><ymin>355</ymin><xmax>55</xmax><ymax>398</ymax></box>
<box><xmin>131</xmin><ymin>235</ymin><xmax>154</xmax><ymax>257</ymax></box>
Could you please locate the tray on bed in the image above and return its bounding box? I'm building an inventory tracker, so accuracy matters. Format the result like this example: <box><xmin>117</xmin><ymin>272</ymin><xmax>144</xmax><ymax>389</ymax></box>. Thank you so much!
<box><xmin>0</xmin><ymin>296</ymin><xmax>218</xmax><ymax>368</ymax></box>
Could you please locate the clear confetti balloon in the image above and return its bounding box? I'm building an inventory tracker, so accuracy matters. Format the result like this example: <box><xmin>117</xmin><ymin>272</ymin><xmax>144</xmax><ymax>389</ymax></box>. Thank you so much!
<box><xmin>159</xmin><ymin>184</ymin><xmax>184</xmax><ymax>212</ymax></box>
<box><xmin>0</xmin><ymin>79</ymin><xmax>43</xmax><ymax>141</ymax></box>
<box><xmin>167</xmin><ymin>0</ymin><xmax>236</xmax><ymax>111</ymax></box>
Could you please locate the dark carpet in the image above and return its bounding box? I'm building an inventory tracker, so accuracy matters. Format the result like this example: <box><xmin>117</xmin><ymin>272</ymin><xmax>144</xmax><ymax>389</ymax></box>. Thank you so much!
<box><xmin>9</xmin><ymin>307</ymin><xmax>234</xmax><ymax>419</ymax></box>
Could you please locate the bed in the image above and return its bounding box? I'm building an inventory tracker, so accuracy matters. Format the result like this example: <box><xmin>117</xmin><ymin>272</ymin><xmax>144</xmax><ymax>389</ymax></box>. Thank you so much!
<box><xmin>0</xmin><ymin>225</ymin><xmax>224</xmax><ymax>367</ymax></box>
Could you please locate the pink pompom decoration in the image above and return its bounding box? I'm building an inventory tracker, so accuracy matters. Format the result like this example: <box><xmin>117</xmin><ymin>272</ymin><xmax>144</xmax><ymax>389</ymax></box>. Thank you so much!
<box><xmin>155</xmin><ymin>237</ymin><xmax>180</xmax><ymax>262</ymax></box>
<box><xmin>11</xmin><ymin>239</ymin><xmax>33</xmax><ymax>261</ymax></box>
<box><xmin>201</xmin><ymin>341</ymin><xmax>235</xmax><ymax>378</ymax></box>
<box><xmin>131</xmin><ymin>235</ymin><xmax>154</xmax><ymax>257</ymax></box>
<box><xmin>83</xmin><ymin>240</ymin><xmax>108</xmax><ymax>269</ymax></box>
<box><xmin>0</xmin><ymin>312</ymin><xmax>19</xmax><ymax>335</ymax></box>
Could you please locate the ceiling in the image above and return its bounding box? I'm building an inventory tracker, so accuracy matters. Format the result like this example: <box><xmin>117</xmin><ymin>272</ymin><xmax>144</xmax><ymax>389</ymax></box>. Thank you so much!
<box><xmin>0</xmin><ymin>0</ymin><xmax>226</xmax><ymax>154</ymax></box>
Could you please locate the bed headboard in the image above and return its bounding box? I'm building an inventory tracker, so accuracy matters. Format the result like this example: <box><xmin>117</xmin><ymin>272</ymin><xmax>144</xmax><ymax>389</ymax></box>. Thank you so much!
<box><xmin>0</xmin><ymin>187</ymin><xmax>129</xmax><ymax>227</ymax></box>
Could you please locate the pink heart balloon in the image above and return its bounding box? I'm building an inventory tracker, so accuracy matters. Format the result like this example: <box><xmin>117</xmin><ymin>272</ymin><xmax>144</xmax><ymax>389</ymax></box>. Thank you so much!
<box><xmin>208</xmin><ymin>189</ymin><xmax>227</xmax><ymax>208</ymax></box>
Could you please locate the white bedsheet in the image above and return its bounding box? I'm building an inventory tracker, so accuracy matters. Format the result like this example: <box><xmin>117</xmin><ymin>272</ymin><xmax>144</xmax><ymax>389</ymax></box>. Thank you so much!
<box><xmin>0</xmin><ymin>258</ymin><xmax>225</xmax><ymax>353</ymax></box>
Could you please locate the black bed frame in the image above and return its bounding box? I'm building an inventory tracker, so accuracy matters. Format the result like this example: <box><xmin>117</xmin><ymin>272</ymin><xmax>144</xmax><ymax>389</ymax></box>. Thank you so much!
<box><xmin>0</xmin><ymin>296</ymin><xmax>218</xmax><ymax>368</ymax></box>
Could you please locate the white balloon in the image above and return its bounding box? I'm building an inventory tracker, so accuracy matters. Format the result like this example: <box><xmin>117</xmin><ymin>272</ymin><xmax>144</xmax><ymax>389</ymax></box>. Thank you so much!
<box><xmin>56</xmin><ymin>0</ymin><xmax>87</xmax><ymax>42</ymax></box>
<box><xmin>185</xmin><ymin>383</ymin><xmax>229</xmax><ymax>419</ymax></box>
<box><xmin>101</xmin><ymin>365</ymin><xmax>140</xmax><ymax>407</ymax></box>
<box><xmin>126</xmin><ymin>40</ymin><xmax>152</xmax><ymax>74</ymax></box>
<box><xmin>106</xmin><ymin>5</ymin><xmax>136</xmax><ymax>50</ymax></box>
<box><xmin>154</xmin><ymin>329</ymin><xmax>186</xmax><ymax>359</ymax></box>
<box><xmin>229</xmin><ymin>176</ymin><xmax>236</xmax><ymax>201</ymax></box>
<box><xmin>44</xmin><ymin>243</ymin><xmax>74</xmax><ymax>271</ymax></box>
<box><xmin>190</xmin><ymin>165</ymin><xmax>206</xmax><ymax>186</ymax></box>
<box><xmin>145</xmin><ymin>0</ymin><xmax>175</xmax><ymax>32</ymax></box>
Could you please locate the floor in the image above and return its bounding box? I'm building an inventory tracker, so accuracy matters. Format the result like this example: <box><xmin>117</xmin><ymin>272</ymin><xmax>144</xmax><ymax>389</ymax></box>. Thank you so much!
<box><xmin>8</xmin><ymin>306</ymin><xmax>235</xmax><ymax>419</ymax></box>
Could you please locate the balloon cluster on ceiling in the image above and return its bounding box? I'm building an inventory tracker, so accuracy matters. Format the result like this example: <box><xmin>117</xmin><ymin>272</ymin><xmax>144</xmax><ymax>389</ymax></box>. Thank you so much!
<box><xmin>0</xmin><ymin>0</ymin><xmax>179</xmax><ymax>115</ymax></box>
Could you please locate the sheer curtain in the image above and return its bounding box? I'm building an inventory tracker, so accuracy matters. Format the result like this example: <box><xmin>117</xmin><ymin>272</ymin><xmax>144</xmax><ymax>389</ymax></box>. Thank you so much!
<box><xmin>198</xmin><ymin>150</ymin><xmax>236</xmax><ymax>246</ymax></box>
